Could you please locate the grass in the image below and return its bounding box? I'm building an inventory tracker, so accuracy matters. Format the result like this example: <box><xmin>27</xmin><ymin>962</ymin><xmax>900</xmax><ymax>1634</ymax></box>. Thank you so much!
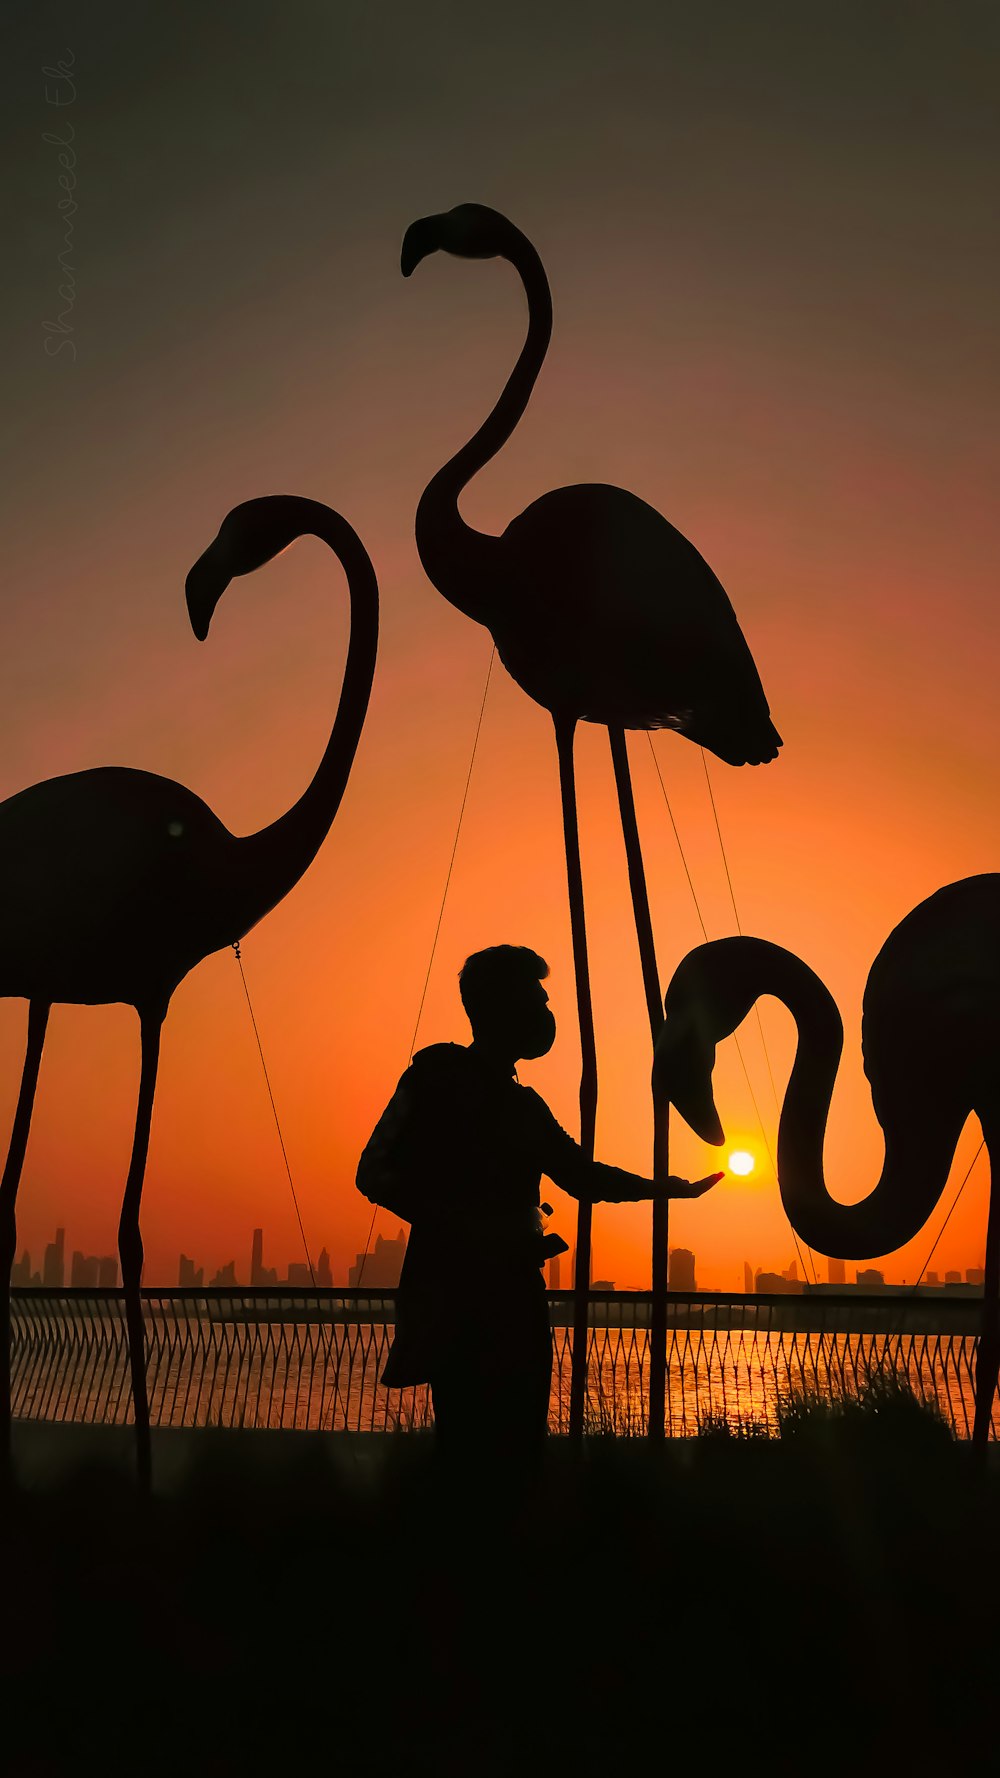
<box><xmin>696</xmin><ymin>1371</ymin><xmax>955</xmax><ymax>1445</ymax></box>
<box><xmin>3</xmin><ymin>1407</ymin><xmax>998</xmax><ymax>1777</ymax></box>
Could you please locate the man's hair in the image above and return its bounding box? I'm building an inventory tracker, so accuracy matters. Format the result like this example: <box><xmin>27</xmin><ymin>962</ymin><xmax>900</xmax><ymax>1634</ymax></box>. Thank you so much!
<box><xmin>458</xmin><ymin>945</ymin><xmax>549</xmax><ymax>1030</ymax></box>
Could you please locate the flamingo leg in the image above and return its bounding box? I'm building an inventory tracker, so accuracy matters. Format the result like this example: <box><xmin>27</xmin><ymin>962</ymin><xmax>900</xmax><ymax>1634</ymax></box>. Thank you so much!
<box><xmin>118</xmin><ymin>1009</ymin><xmax>163</xmax><ymax>1490</ymax></box>
<box><xmin>608</xmin><ymin>728</ymin><xmax>669</xmax><ymax>1440</ymax></box>
<box><xmin>1</xmin><ymin>1000</ymin><xmax>51</xmax><ymax>1470</ymax></box>
<box><xmin>973</xmin><ymin>1126</ymin><xmax>999</xmax><ymax>1452</ymax></box>
<box><xmin>554</xmin><ymin>716</ymin><xmax>597</xmax><ymax>1442</ymax></box>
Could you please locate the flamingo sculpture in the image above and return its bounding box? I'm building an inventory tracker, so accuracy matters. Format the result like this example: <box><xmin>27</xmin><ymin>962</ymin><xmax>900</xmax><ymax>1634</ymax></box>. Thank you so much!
<box><xmin>653</xmin><ymin>874</ymin><xmax>1000</xmax><ymax>1446</ymax></box>
<box><xmin>0</xmin><ymin>496</ymin><xmax>378</xmax><ymax>1483</ymax></box>
<box><xmin>402</xmin><ymin>202</ymin><xmax>781</xmax><ymax>1431</ymax></box>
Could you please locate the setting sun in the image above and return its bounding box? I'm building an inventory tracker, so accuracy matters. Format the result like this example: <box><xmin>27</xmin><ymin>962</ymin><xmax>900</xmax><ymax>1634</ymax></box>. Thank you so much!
<box><xmin>728</xmin><ymin>1151</ymin><xmax>755</xmax><ymax>1177</ymax></box>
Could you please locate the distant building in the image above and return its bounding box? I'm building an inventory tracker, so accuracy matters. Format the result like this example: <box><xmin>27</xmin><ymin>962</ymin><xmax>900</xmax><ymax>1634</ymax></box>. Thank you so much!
<box><xmin>856</xmin><ymin>1268</ymin><xmax>885</xmax><ymax>1290</ymax></box>
<box><xmin>592</xmin><ymin>1279</ymin><xmax>615</xmax><ymax>1291</ymax></box>
<box><xmin>178</xmin><ymin>1254</ymin><xmax>204</xmax><ymax>1288</ymax></box>
<box><xmin>828</xmin><ymin>1257</ymin><xmax>846</xmax><ymax>1286</ymax></box>
<box><xmin>286</xmin><ymin>1262</ymin><xmax>312</xmax><ymax>1286</ymax></box>
<box><xmin>547</xmin><ymin>1252</ymin><xmax>562</xmax><ymax>1290</ymax></box>
<box><xmin>316</xmin><ymin>1247</ymin><xmax>333</xmax><ymax>1287</ymax></box>
<box><xmin>944</xmin><ymin>1270</ymin><xmax>962</xmax><ymax>1286</ymax></box>
<box><xmin>925</xmin><ymin>1271</ymin><xmax>941</xmax><ymax>1288</ymax></box>
<box><xmin>743</xmin><ymin>1261</ymin><xmax>754</xmax><ymax>1294</ymax></box>
<box><xmin>10</xmin><ymin>1251</ymin><xmax>33</xmax><ymax>1287</ymax></box>
<box><xmin>70</xmin><ymin>1252</ymin><xmax>99</xmax><ymax>1288</ymax></box>
<box><xmin>783</xmin><ymin>1260</ymin><xmax>799</xmax><ymax>1283</ymax></box>
<box><xmin>348</xmin><ymin>1229</ymin><xmax>406</xmax><ymax>1288</ymax></box>
<box><xmin>755</xmin><ymin>1269</ymin><xmax>803</xmax><ymax>1296</ymax></box>
<box><xmin>669</xmin><ymin>1248</ymin><xmax>696</xmax><ymax>1291</ymax></box>
<box><xmin>97</xmin><ymin>1256</ymin><xmax>118</xmax><ymax>1288</ymax></box>
<box><xmin>209</xmin><ymin>1260</ymin><xmax>238</xmax><ymax>1287</ymax></box>
<box><xmin>967</xmin><ymin>1268</ymin><xmax>985</xmax><ymax>1287</ymax></box>
<box><xmin>43</xmin><ymin>1228</ymin><xmax>65</xmax><ymax>1289</ymax></box>
<box><xmin>250</xmin><ymin>1229</ymin><xmax>278</xmax><ymax>1289</ymax></box>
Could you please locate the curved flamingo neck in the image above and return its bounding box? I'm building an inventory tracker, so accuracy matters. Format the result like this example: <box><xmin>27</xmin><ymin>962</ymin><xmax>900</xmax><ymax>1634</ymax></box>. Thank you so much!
<box><xmin>415</xmin><ymin>231</ymin><xmax>552</xmax><ymax>624</ymax></box>
<box><xmin>233</xmin><ymin>504</ymin><xmax>378</xmax><ymax>938</ymax></box>
<box><xmin>754</xmin><ymin>947</ymin><xmax>963</xmax><ymax>1261</ymax></box>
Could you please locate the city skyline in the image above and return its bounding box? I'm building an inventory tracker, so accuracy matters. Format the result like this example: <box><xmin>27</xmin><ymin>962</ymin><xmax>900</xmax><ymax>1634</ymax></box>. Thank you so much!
<box><xmin>8</xmin><ymin>1222</ymin><xmax>990</xmax><ymax>1293</ymax></box>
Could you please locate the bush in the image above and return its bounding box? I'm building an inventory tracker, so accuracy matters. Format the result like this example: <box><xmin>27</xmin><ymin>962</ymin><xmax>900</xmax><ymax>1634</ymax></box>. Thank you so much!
<box><xmin>775</xmin><ymin>1371</ymin><xmax>954</xmax><ymax>1449</ymax></box>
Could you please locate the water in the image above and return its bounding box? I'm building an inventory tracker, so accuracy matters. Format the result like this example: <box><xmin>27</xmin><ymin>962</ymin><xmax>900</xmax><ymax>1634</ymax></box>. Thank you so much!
<box><xmin>10</xmin><ymin>1299</ymin><xmax>999</xmax><ymax>1439</ymax></box>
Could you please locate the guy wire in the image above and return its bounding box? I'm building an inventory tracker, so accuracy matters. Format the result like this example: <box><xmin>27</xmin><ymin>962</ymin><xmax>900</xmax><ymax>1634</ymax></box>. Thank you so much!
<box><xmin>356</xmin><ymin>645</ymin><xmax>496</xmax><ymax>1286</ymax></box>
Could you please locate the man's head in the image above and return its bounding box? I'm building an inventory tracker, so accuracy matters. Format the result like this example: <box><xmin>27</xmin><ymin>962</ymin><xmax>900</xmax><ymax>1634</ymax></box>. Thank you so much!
<box><xmin>458</xmin><ymin>945</ymin><xmax>556</xmax><ymax>1062</ymax></box>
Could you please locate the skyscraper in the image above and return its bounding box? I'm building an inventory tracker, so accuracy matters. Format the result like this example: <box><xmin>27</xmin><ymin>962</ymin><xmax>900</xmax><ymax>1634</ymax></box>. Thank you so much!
<box><xmin>249</xmin><ymin>1229</ymin><xmax>277</xmax><ymax>1288</ymax></box>
<box><xmin>828</xmin><ymin>1257</ymin><xmax>846</xmax><ymax>1286</ymax></box>
<box><xmin>43</xmin><ymin>1228</ymin><xmax>65</xmax><ymax>1289</ymax></box>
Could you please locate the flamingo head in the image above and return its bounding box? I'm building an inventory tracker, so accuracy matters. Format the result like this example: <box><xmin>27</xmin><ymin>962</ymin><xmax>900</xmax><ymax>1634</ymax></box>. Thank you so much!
<box><xmin>654</xmin><ymin>939</ymin><xmax>771</xmax><ymax>1147</ymax></box>
<box><xmin>401</xmin><ymin>204</ymin><xmax>514</xmax><ymax>276</ymax></box>
<box><xmin>185</xmin><ymin>496</ymin><xmax>308</xmax><ymax>639</ymax></box>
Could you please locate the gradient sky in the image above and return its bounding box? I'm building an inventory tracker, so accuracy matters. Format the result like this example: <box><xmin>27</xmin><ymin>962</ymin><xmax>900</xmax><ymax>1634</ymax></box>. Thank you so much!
<box><xmin>3</xmin><ymin>2</ymin><xmax>998</xmax><ymax>1288</ymax></box>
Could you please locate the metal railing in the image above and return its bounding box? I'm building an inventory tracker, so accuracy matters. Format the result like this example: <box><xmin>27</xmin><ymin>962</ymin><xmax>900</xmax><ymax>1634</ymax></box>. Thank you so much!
<box><xmin>10</xmin><ymin>1287</ymin><xmax>999</xmax><ymax>1438</ymax></box>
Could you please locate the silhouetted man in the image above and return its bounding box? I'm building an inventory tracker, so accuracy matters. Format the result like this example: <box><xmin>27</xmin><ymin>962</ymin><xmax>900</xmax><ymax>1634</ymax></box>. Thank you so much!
<box><xmin>357</xmin><ymin>945</ymin><xmax>721</xmax><ymax>1473</ymax></box>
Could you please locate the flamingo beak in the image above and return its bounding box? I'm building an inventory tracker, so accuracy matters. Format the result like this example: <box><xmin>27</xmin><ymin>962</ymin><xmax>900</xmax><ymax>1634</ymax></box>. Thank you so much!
<box><xmin>185</xmin><ymin>545</ymin><xmax>229</xmax><ymax>641</ymax></box>
<box><xmin>653</xmin><ymin>1013</ymin><xmax>726</xmax><ymax>1147</ymax></box>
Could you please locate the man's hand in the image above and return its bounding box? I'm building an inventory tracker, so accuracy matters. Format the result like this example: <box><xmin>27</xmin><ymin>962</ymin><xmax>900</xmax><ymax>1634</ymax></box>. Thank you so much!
<box><xmin>663</xmin><ymin>1172</ymin><xmax>725</xmax><ymax>1199</ymax></box>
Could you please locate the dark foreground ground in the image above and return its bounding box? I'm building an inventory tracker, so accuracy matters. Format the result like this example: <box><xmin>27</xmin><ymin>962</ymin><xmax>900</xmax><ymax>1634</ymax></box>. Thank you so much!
<box><xmin>4</xmin><ymin>1398</ymin><xmax>999</xmax><ymax>1778</ymax></box>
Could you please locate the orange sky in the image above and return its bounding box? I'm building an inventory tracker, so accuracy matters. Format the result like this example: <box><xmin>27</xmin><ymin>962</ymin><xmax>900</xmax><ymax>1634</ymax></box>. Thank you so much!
<box><xmin>2</xmin><ymin>5</ymin><xmax>997</xmax><ymax>1288</ymax></box>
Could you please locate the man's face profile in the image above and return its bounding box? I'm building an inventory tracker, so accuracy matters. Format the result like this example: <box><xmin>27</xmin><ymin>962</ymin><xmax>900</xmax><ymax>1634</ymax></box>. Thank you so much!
<box><xmin>507</xmin><ymin>979</ymin><xmax>556</xmax><ymax>1061</ymax></box>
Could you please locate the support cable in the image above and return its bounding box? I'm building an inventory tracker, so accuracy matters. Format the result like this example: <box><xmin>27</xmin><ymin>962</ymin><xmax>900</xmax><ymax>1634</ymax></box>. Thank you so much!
<box><xmin>646</xmin><ymin>736</ymin><xmax>817</xmax><ymax>1287</ymax></box>
<box><xmin>698</xmin><ymin>750</ymin><xmax>817</xmax><ymax>1287</ymax></box>
<box><xmin>233</xmin><ymin>940</ymin><xmax>348</xmax><ymax>1427</ymax></box>
<box><xmin>908</xmin><ymin>1140</ymin><xmax>985</xmax><ymax>1293</ymax></box>
<box><xmin>356</xmin><ymin>645</ymin><xmax>496</xmax><ymax>1286</ymax></box>
<box><xmin>700</xmin><ymin>749</ymin><xmax>781</xmax><ymax>1114</ymax></box>
<box><xmin>695</xmin><ymin>750</ymin><xmax>979</xmax><ymax>1299</ymax></box>
<box><xmin>234</xmin><ymin>940</ymin><xmax>316</xmax><ymax>1287</ymax></box>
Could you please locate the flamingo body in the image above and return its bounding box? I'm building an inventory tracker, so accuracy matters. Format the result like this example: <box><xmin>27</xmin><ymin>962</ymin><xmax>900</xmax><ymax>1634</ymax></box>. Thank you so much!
<box><xmin>0</xmin><ymin>768</ymin><xmax>236</xmax><ymax>1009</ymax></box>
<box><xmin>404</xmin><ymin>203</ymin><xmax>781</xmax><ymax>766</ymax></box>
<box><xmin>496</xmin><ymin>483</ymin><xmax>780</xmax><ymax>760</ymax></box>
<box><xmin>864</xmin><ymin>875</ymin><xmax>1000</xmax><ymax>1133</ymax></box>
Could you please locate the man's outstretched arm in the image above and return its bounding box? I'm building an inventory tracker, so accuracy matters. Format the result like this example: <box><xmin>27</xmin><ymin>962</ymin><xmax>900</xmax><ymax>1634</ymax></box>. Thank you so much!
<box><xmin>529</xmin><ymin>1094</ymin><xmax>722</xmax><ymax>1203</ymax></box>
